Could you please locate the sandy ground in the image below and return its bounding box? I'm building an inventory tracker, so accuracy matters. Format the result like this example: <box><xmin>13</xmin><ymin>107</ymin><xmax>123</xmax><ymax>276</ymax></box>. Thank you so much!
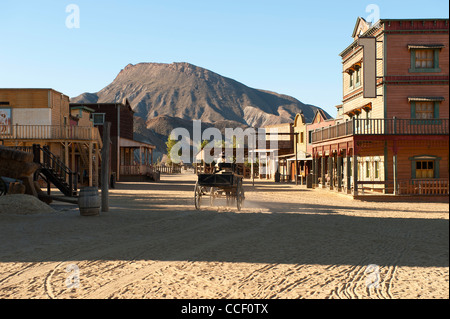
<box><xmin>0</xmin><ymin>172</ymin><xmax>448</xmax><ymax>299</ymax></box>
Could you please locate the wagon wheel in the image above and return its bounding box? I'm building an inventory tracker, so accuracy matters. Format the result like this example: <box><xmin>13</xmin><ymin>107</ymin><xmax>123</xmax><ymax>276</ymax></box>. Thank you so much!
<box><xmin>225</xmin><ymin>191</ymin><xmax>232</xmax><ymax>207</ymax></box>
<box><xmin>0</xmin><ymin>177</ymin><xmax>7</xmax><ymax>196</ymax></box>
<box><xmin>194</xmin><ymin>182</ymin><xmax>202</xmax><ymax>210</ymax></box>
<box><xmin>236</xmin><ymin>180</ymin><xmax>245</xmax><ymax>211</ymax></box>
<box><xmin>210</xmin><ymin>187</ymin><xmax>216</xmax><ymax>207</ymax></box>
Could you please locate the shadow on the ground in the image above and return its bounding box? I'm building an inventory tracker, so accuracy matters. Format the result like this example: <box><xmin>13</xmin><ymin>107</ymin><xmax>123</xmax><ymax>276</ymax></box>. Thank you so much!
<box><xmin>0</xmin><ymin>187</ymin><xmax>448</xmax><ymax>268</ymax></box>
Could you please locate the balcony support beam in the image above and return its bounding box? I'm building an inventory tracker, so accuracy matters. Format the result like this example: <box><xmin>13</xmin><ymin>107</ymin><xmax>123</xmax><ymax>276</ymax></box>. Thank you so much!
<box><xmin>353</xmin><ymin>148</ymin><xmax>359</xmax><ymax>196</ymax></box>
<box><xmin>337</xmin><ymin>153</ymin><xmax>343</xmax><ymax>191</ymax></box>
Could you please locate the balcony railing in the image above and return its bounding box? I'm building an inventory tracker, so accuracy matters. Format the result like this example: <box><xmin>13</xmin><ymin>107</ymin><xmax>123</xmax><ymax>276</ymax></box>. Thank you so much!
<box><xmin>312</xmin><ymin>118</ymin><xmax>449</xmax><ymax>144</ymax></box>
<box><xmin>0</xmin><ymin>125</ymin><xmax>101</xmax><ymax>142</ymax></box>
<box><xmin>119</xmin><ymin>164</ymin><xmax>182</xmax><ymax>176</ymax></box>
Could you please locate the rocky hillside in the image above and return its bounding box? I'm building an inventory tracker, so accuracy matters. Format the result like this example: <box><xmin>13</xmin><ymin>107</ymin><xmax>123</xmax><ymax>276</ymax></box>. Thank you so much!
<box><xmin>72</xmin><ymin>62</ymin><xmax>327</xmax><ymax>127</ymax></box>
<box><xmin>72</xmin><ymin>62</ymin><xmax>330</xmax><ymax>159</ymax></box>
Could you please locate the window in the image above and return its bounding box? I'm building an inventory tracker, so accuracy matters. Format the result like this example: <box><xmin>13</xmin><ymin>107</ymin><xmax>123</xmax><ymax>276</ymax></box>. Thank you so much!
<box><xmin>409</xmin><ymin>46</ymin><xmax>442</xmax><ymax>73</ymax></box>
<box><xmin>349</xmin><ymin>72</ymin><xmax>354</xmax><ymax>87</ymax></box>
<box><xmin>415</xmin><ymin>102</ymin><xmax>434</xmax><ymax>119</ymax></box>
<box><xmin>365</xmin><ymin>161</ymin><xmax>370</xmax><ymax>178</ymax></box>
<box><xmin>410</xmin><ymin>99</ymin><xmax>441</xmax><ymax>123</ymax></box>
<box><xmin>92</xmin><ymin>113</ymin><xmax>105</xmax><ymax>125</ymax></box>
<box><xmin>374</xmin><ymin>161</ymin><xmax>379</xmax><ymax>179</ymax></box>
<box><xmin>409</xmin><ymin>155</ymin><xmax>441</xmax><ymax>179</ymax></box>
<box><xmin>308</xmin><ymin>131</ymin><xmax>313</xmax><ymax>144</ymax></box>
<box><xmin>415</xmin><ymin>49</ymin><xmax>434</xmax><ymax>69</ymax></box>
<box><xmin>355</xmin><ymin>69</ymin><xmax>361</xmax><ymax>86</ymax></box>
<box><xmin>416</xmin><ymin>161</ymin><xmax>434</xmax><ymax>179</ymax></box>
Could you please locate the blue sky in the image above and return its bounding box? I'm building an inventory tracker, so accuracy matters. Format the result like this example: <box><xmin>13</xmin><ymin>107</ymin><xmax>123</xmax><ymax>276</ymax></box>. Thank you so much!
<box><xmin>0</xmin><ymin>0</ymin><xmax>448</xmax><ymax>116</ymax></box>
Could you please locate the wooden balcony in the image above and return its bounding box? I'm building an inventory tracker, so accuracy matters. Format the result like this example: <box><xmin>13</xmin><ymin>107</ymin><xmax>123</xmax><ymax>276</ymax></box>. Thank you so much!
<box><xmin>311</xmin><ymin>118</ymin><xmax>449</xmax><ymax>144</ymax></box>
<box><xmin>0</xmin><ymin>125</ymin><xmax>102</xmax><ymax>142</ymax></box>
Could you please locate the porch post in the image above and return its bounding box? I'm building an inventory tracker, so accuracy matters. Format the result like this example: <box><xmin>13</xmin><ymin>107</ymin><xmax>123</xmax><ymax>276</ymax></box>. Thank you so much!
<box><xmin>295</xmin><ymin>133</ymin><xmax>298</xmax><ymax>186</ymax></box>
<box><xmin>393</xmin><ymin>140</ymin><xmax>398</xmax><ymax>195</ymax></box>
<box><xmin>251</xmin><ymin>151</ymin><xmax>254</xmax><ymax>186</ymax></box>
<box><xmin>329</xmin><ymin>152</ymin><xmax>334</xmax><ymax>190</ymax></box>
<box><xmin>393</xmin><ymin>154</ymin><xmax>398</xmax><ymax>195</ymax></box>
<box><xmin>353</xmin><ymin>148</ymin><xmax>358</xmax><ymax>196</ymax></box>
<box><xmin>71</xmin><ymin>142</ymin><xmax>76</xmax><ymax>172</ymax></box>
<box><xmin>321</xmin><ymin>153</ymin><xmax>326</xmax><ymax>188</ymax></box>
<box><xmin>259</xmin><ymin>153</ymin><xmax>262</xmax><ymax>180</ymax></box>
<box><xmin>95</xmin><ymin>143</ymin><xmax>100</xmax><ymax>187</ymax></box>
<box><xmin>337</xmin><ymin>152</ymin><xmax>342</xmax><ymax>191</ymax></box>
<box><xmin>346</xmin><ymin>150</ymin><xmax>352</xmax><ymax>194</ymax></box>
<box><xmin>313</xmin><ymin>153</ymin><xmax>319</xmax><ymax>187</ymax></box>
<box><xmin>88</xmin><ymin>142</ymin><xmax>93</xmax><ymax>187</ymax></box>
<box><xmin>64</xmin><ymin>142</ymin><xmax>69</xmax><ymax>183</ymax></box>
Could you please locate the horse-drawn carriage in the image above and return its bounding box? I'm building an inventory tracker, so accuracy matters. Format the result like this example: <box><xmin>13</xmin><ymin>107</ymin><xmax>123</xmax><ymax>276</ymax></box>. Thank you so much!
<box><xmin>194</xmin><ymin>162</ymin><xmax>245</xmax><ymax>211</ymax></box>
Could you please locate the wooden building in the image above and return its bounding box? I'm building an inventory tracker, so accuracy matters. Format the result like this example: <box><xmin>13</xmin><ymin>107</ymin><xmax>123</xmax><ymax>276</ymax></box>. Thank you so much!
<box><xmin>0</xmin><ymin>88</ymin><xmax>102</xmax><ymax>189</ymax></box>
<box><xmin>70</xmin><ymin>100</ymin><xmax>156</xmax><ymax>182</ymax></box>
<box><xmin>261</xmin><ymin>123</ymin><xmax>294</xmax><ymax>180</ymax></box>
<box><xmin>310</xmin><ymin>18</ymin><xmax>449</xmax><ymax>197</ymax></box>
<box><xmin>286</xmin><ymin>110</ymin><xmax>335</xmax><ymax>183</ymax></box>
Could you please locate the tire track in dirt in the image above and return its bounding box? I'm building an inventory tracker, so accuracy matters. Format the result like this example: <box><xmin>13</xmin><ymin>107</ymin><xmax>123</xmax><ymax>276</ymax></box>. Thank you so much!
<box><xmin>57</xmin><ymin>210</ymin><xmax>273</xmax><ymax>298</ymax></box>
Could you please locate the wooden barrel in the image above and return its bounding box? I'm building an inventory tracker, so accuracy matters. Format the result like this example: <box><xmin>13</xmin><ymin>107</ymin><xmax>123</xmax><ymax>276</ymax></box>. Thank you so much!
<box><xmin>78</xmin><ymin>187</ymin><xmax>101</xmax><ymax>216</ymax></box>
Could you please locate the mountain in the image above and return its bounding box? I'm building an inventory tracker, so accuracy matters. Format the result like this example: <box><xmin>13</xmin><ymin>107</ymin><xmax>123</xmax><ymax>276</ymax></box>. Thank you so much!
<box><xmin>72</xmin><ymin>62</ymin><xmax>328</xmax><ymax>125</ymax></box>
<box><xmin>72</xmin><ymin>62</ymin><xmax>331</xmax><ymax>159</ymax></box>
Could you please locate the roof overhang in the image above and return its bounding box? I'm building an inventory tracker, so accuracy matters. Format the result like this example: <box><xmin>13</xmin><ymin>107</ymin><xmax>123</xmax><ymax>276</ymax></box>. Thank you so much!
<box><xmin>120</xmin><ymin>137</ymin><xmax>156</xmax><ymax>149</ymax></box>
<box><xmin>408</xmin><ymin>44</ymin><xmax>445</xmax><ymax>50</ymax></box>
<box><xmin>408</xmin><ymin>97</ymin><xmax>445</xmax><ymax>102</ymax></box>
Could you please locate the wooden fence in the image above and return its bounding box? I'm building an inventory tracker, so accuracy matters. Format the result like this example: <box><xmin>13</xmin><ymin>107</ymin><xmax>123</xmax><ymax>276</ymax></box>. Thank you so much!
<box><xmin>398</xmin><ymin>179</ymin><xmax>449</xmax><ymax>195</ymax></box>
<box><xmin>154</xmin><ymin>165</ymin><xmax>182</xmax><ymax>174</ymax></box>
<box><xmin>354</xmin><ymin>179</ymin><xmax>449</xmax><ymax>196</ymax></box>
<box><xmin>119</xmin><ymin>165</ymin><xmax>182</xmax><ymax>176</ymax></box>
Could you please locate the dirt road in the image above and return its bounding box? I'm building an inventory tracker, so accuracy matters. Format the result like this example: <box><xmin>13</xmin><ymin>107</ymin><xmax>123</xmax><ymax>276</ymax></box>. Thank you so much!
<box><xmin>0</xmin><ymin>173</ymin><xmax>448</xmax><ymax>299</ymax></box>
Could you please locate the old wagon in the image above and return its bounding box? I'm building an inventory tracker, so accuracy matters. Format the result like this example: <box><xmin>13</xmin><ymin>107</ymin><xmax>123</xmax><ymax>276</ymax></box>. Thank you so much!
<box><xmin>194</xmin><ymin>163</ymin><xmax>245</xmax><ymax>211</ymax></box>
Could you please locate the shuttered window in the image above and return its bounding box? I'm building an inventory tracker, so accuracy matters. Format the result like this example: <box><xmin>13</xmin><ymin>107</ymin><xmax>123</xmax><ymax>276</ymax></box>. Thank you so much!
<box><xmin>415</xmin><ymin>49</ymin><xmax>434</xmax><ymax>69</ymax></box>
<box><xmin>416</xmin><ymin>161</ymin><xmax>434</xmax><ymax>179</ymax></box>
<box><xmin>415</xmin><ymin>102</ymin><xmax>434</xmax><ymax>119</ymax></box>
<box><xmin>410</xmin><ymin>155</ymin><xmax>441</xmax><ymax>180</ymax></box>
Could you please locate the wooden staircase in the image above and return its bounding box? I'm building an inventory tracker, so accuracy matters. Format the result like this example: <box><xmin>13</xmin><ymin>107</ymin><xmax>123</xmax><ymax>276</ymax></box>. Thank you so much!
<box><xmin>32</xmin><ymin>144</ymin><xmax>78</xmax><ymax>197</ymax></box>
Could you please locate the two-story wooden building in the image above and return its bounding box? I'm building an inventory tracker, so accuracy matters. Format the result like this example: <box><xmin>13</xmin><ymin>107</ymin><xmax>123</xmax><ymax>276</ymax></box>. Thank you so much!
<box><xmin>70</xmin><ymin>100</ymin><xmax>156</xmax><ymax>182</ymax></box>
<box><xmin>0</xmin><ymin>88</ymin><xmax>102</xmax><ymax>191</ymax></box>
<box><xmin>310</xmin><ymin>17</ymin><xmax>449</xmax><ymax>197</ymax></box>
<box><xmin>289</xmin><ymin>110</ymin><xmax>335</xmax><ymax>184</ymax></box>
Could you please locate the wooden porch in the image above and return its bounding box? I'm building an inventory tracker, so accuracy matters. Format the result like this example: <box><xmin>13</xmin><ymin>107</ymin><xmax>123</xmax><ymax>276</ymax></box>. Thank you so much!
<box><xmin>0</xmin><ymin>124</ymin><xmax>103</xmax><ymax>187</ymax></box>
<box><xmin>118</xmin><ymin>137</ymin><xmax>156</xmax><ymax>181</ymax></box>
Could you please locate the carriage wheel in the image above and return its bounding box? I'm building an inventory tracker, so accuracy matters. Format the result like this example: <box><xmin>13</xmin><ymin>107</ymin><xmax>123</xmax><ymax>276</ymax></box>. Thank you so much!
<box><xmin>0</xmin><ymin>177</ymin><xmax>7</xmax><ymax>196</ymax></box>
<box><xmin>236</xmin><ymin>181</ymin><xmax>244</xmax><ymax>211</ymax></box>
<box><xmin>210</xmin><ymin>187</ymin><xmax>215</xmax><ymax>207</ymax></box>
<box><xmin>194</xmin><ymin>182</ymin><xmax>202</xmax><ymax>210</ymax></box>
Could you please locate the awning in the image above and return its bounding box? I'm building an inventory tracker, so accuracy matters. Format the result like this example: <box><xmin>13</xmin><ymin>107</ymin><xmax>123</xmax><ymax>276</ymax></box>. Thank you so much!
<box><xmin>119</xmin><ymin>137</ymin><xmax>156</xmax><ymax>149</ymax></box>
<box><xmin>408</xmin><ymin>97</ymin><xmax>445</xmax><ymax>102</ymax></box>
<box><xmin>408</xmin><ymin>44</ymin><xmax>444</xmax><ymax>50</ymax></box>
<box><xmin>285</xmin><ymin>151</ymin><xmax>312</xmax><ymax>162</ymax></box>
